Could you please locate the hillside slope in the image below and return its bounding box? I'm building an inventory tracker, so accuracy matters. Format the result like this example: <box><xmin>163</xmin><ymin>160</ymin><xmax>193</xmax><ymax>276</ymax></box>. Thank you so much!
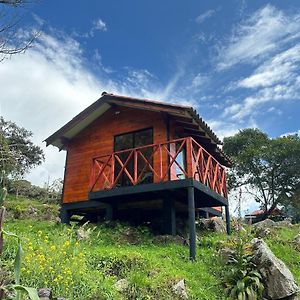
<box><xmin>1</xmin><ymin>196</ymin><xmax>299</xmax><ymax>299</ymax></box>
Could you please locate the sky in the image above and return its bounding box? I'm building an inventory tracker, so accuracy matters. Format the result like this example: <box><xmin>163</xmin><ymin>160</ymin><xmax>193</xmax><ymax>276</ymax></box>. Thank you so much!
<box><xmin>1</xmin><ymin>0</ymin><xmax>300</xmax><ymax>213</ymax></box>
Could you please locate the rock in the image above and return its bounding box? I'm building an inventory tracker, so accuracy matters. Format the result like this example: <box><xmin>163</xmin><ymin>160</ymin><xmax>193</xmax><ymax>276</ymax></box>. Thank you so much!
<box><xmin>114</xmin><ymin>279</ymin><xmax>130</xmax><ymax>292</ymax></box>
<box><xmin>172</xmin><ymin>279</ymin><xmax>188</xmax><ymax>300</ymax></box>
<box><xmin>253</xmin><ymin>219</ymin><xmax>276</xmax><ymax>230</ymax></box>
<box><xmin>122</xmin><ymin>227</ymin><xmax>140</xmax><ymax>245</ymax></box>
<box><xmin>38</xmin><ymin>288</ymin><xmax>52</xmax><ymax>300</ymax></box>
<box><xmin>251</xmin><ymin>238</ymin><xmax>299</xmax><ymax>299</ymax></box>
<box><xmin>197</xmin><ymin>217</ymin><xmax>226</xmax><ymax>233</ymax></box>
<box><xmin>208</xmin><ymin>217</ymin><xmax>226</xmax><ymax>233</ymax></box>
<box><xmin>275</xmin><ymin>220</ymin><xmax>293</xmax><ymax>228</ymax></box>
<box><xmin>76</xmin><ymin>228</ymin><xmax>90</xmax><ymax>240</ymax></box>
<box><xmin>27</xmin><ymin>205</ymin><xmax>38</xmax><ymax>215</ymax></box>
<box><xmin>255</xmin><ymin>227</ymin><xmax>272</xmax><ymax>238</ymax></box>
<box><xmin>294</xmin><ymin>234</ymin><xmax>300</xmax><ymax>244</ymax></box>
<box><xmin>154</xmin><ymin>235</ymin><xmax>187</xmax><ymax>245</ymax></box>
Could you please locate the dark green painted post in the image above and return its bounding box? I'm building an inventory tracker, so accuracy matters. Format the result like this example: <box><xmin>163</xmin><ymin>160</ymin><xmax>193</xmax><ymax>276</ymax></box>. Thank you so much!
<box><xmin>60</xmin><ymin>208</ymin><xmax>71</xmax><ymax>224</ymax></box>
<box><xmin>106</xmin><ymin>203</ymin><xmax>114</xmax><ymax>220</ymax></box>
<box><xmin>188</xmin><ymin>186</ymin><xmax>196</xmax><ymax>260</ymax></box>
<box><xmin>163</xmin><ymin>198</ymin><xmax>176</xmax><ymax>235</ymax></box>
<box><xmin>225</xmin><ymin>205</ymin><xmax>231</xmax><ymax>235</ymax></box>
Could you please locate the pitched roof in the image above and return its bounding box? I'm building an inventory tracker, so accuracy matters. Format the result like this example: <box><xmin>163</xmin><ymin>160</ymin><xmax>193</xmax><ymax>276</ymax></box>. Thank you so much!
<box><xmin>45</xmin><ymin>92</ymin><xmax>231</xmax><ymax>166</ymax></box>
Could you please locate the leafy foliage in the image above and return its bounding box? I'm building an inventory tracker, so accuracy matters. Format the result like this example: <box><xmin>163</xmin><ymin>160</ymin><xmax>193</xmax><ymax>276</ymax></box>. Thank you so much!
<box><xmin>222</xmin><ymin>233</ymin><xmax>264</xmax><ymax>300</ymax></box>
<box><xmin>1</xmin><ymin>230</ymin><xmax>39</xmax><ymax>300</ymax></box>
<box><xmin>223</xmin><ymin>129</ymin><xmax>300</xmax><ymax>217</ymax></box>
<box><xmin>0</xmin><ymin>116</ymin><xmax>44</xmax><ymax>177</ymax></box>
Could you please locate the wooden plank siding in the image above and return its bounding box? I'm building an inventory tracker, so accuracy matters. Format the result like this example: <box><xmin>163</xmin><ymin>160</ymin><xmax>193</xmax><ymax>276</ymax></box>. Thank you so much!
<box><xmin>63</xmin><ymin>106</ymin><xmax>168</xmax><ymax>203</ymax></box>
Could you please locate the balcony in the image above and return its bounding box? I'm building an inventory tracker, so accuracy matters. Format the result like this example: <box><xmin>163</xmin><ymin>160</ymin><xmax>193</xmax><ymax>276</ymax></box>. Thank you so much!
<box><xmin>89</xmin><ymin>137</ymin><xmax>228</xmax><ymax>199</ymax></box>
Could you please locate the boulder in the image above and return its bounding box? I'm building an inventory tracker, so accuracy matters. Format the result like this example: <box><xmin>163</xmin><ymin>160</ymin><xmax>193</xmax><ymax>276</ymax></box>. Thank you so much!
<box><xmin>251</xmin><ymin>238</ymin><xmax>299</xmax><ymax>299</ymax></box>
<box><xmin>154</xmin><ymin>235</ymin><xmax>187</xmax><ymax>246</ymax></box>
<box><xmin>76</xmin><ymin>228</ymin><xmax>90</xmax><ymax>240</ymax></box>
<box><xmin>172</xmin><ymin>279</ymin><xmax>188</xmax><ymax>300</ymax></box>
<box><xmin>294</xmin><ymin>234</ymin><xmax>300</xmax><ymax>245</ymax></box>
<box><xmin>114</xmin><ymin>279</ymin><xmax>130</xmax><ymax>293</ymax></box>
<box><xmin>253</xmin><ymin>219</ymin><xmax>276</xmax><ymax>230</ymax></box>
<box><xmin>275</xmin><ymin>220</ymin><xmax>293</xmax><ymax>228</ymax></box>
<box><xmin>197</xmin><ymin>217</ymin><xmax>226</xmax><ymax>233</ymax></box>
<box><xmin>38</xmin><ymin>288</ymin><xmax>52</xmax><ymax>300</ymax></box>
<box><xmin>255</xmin><ymin>227</ymin><xmax>272</xmax><ymax>238</ymax></box>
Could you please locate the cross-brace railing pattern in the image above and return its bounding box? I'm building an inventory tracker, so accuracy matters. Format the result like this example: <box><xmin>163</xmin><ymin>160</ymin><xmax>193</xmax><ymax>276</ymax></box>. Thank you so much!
<box><xmin>89</xmin><ymin>137</ymin><xmax>227</xmax><ymax>198</ymax></box>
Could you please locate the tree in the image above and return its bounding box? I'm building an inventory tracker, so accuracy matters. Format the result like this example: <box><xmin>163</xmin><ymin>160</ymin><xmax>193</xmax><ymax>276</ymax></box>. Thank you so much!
<box><xmin>223</xmin><ymin>128</ymin><xmax>300</xmax><ymax>218</ymax></box>
<box><xmin>0</xmin><ymin>0</ymin><xmax>38</xmax><ymax>61</ymax></box>
<box><xmin>0</xmin><ymin>116</ymin><xmax>44</xmax><ymax>177</ymax></box>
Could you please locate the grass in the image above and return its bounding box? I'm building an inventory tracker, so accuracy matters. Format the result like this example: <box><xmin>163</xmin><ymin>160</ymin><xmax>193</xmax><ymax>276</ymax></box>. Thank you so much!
<box><xmin>265</xmin><ymin>225</ymin><xmax>300</xmax><ymax>285</ymax></box>
<box><xmin>2</xmin><ymin>219</ymin><xmax>227</xmax><ymax>299</ymax></box>
<box><xmin>1</xmin><ymin>195</ymin><xmax>300</xmax><ymax>299</ymax></box>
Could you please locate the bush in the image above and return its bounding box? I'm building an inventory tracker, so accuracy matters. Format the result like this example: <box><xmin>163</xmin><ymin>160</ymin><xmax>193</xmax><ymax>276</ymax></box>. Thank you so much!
<box><xmin>222</xmin><ymin>232</ymin><xmax>264</xmax><ymax>300</ymax></box>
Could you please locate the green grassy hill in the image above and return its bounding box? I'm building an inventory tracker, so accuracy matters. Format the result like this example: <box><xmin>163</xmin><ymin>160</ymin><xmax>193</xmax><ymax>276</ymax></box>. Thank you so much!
<box><xmin>1</xmin><ymin>196</ymin><xmax>300</xmax><ymax>300</ymax></box>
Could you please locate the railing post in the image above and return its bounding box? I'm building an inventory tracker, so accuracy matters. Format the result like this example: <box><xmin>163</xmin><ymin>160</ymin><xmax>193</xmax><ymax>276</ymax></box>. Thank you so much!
<box><xmin>89</xmin><ymin>158</ymin><xmax>95</xmax><ymax>192</ymax></box>
<box><xmin>134</xmin><ymin>149</ymin><xmax>138</xmax><ymax>185</ymax></box>
<box><xmin>186</xmin><ymin>137</ymin><xmax>193</xmax><ymax>178</ymax></box>
<box><xmin>111</xmin><ymin>154</ymin><xmax>115</xmax><ymax>188</ymax></box>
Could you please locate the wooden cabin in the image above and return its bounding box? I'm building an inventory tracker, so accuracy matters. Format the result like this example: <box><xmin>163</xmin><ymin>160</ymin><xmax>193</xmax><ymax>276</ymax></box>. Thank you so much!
<box><xmin>45</xmin><ymin>92</ymin><xmax>231</xmax><ymax>259</ymax></box>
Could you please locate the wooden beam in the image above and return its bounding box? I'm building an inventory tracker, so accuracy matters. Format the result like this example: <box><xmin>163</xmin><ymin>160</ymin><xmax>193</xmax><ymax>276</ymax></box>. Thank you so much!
<box><xmin>176</xmin><ymin>121</ymin><xmax>199</xmax><ymax>130</ymax></box>
<box><xmin>184</xmin><ymin>128</ymin><xmax>206</xmax><ymax>136</ymax></box>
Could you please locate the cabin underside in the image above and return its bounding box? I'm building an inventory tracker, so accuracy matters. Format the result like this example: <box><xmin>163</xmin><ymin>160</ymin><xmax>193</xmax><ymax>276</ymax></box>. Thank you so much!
<box><xmin>60</xmin><ymin>179</ymin><xmax>230</xmax><ymax>239</ymax></box>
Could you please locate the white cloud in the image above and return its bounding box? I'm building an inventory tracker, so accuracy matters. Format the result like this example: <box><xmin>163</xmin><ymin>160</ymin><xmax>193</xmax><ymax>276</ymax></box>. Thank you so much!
<box><xmin>237</xmin><ymin>45</ymin><xmax>300</xmax><ymax>89</ymax></box>
<box><xmin>0</xmin><ymin>29</ymin><xmax>193</xmax><ymax>186</ymax></box>
<box><xmin>191</xmin><ymin>73</ymin><xmax>208</xmax><ymax>88</ymax></box>
<box><xmin>196</xmin><ymin>9</ymin><xmax>216</xmax><ymax>24</ymax></box>
<box><xmin>218</xmin><ymin>6</ymin><xmax>300</xmax><ymax>122</ymax></box>
<box><xmin>280</xmin><ymin>129</ymin><xmax>300</xmax><ymax>137</ymax></box>
<box><xmin>217</xmin><ymin>5</ymin><xmax>300</xmax><ymax>70</ymax></box>
<box><xmin>90</xmin><ymin>18</ymin><xmax>107</xmax><ymax>36</ymax></box>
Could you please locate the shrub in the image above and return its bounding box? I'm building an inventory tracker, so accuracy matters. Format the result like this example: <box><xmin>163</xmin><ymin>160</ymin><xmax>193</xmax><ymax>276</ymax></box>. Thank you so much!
<box><xmin>222</xmin><ymin>233</ymin><xmax>264</xmax><ymax>300</ymax></box>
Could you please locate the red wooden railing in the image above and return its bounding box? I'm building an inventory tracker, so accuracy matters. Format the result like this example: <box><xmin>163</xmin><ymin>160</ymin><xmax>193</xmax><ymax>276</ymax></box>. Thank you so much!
<box><xmin>89</xmin><ymin>137</ymin><xmax>228</xmax><ymax>198</ymax></box>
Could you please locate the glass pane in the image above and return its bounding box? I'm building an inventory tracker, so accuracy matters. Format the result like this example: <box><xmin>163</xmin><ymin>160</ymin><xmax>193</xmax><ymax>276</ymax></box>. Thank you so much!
<box><xmin>135</xmin><ymin>129</ymin><xmax>153</xmax><ymax>147</ymax></box>
<box><xmin>135</xmin><ymin>129</ymin><xmax>153</xmax><ymax>184</ymax></box>
<box><xmin>115</xmin><ymin>132</ymin><xmax>134</xmax><ymax>151</ymax></box>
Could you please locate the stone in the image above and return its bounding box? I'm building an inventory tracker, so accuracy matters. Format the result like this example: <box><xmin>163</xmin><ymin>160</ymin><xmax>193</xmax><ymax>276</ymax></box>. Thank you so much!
<box><xmin>208</xmin><ymin>217</ymin><xmax>226</xmax><ymax>233</ymax></box>
<box><xmin>76</xmin><ymin>228</ymin><xmax>90</xmax><ymax>240</ymax></box>
<box><xmin>114</xmin><ymin>279</ymin><xmax>130</xmax><ymax>292</ymax></box>
<box><xmin>251</xmin><ymin>238</ymin><xmax>299</xmax><ymax>299</ymax></box>
<box><xmin>172</xmin><ymin>279</ymin><xmax>188</xmax><ymax>300</ymax></box>
<box><xmin>154</xmin><ymin>235</ymin><xmax>187</xmax><ymax>246</ymax></box>
<box><xmin>294</xmin><ymin>234</ymin><xmax>300</xmax><ymax>245</ymax></box>
<box><xmin>275</xmin><ymin>220</ymin><xmax>293</xmax><ymax>228</ymax></box>
<box><xmin>27</xmin><ymin>205</ymin><xmax>38</xmax><ymax>215</ymax></box>
<box><xmin>255</xmin><ymin>227</ymin><xmax>272</xmax><ymax>238</ymax></box>
<box><xmin>197</xmin><ymin>217</ymin><xmax>226</xmax><ymax>233</ymax></box>
<box><xmin>253</xmin><ymin>219</ymin><xmax>276</xmax><ymax>230</ymax></box>
<box><xmin>38</xmin><ymin>288</ymin><xmax>52</xmax><ymax>300</ymax></box>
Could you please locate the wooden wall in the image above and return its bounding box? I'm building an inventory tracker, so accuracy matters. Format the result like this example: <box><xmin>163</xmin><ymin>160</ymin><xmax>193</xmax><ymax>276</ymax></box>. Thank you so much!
<box><xmin>63</xmin><ymin>106</ymin><xmax>168</xmax><ymax>203</ymax></box>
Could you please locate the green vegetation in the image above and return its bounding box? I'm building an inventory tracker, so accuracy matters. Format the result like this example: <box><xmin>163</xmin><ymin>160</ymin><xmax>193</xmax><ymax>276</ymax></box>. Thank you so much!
<box><xmin>223</xmin><ymin>129</ymin><xmax>300</xmax><ymax>219</ymax></box>
<box><xmin>1</xmin><ymin>196</ymin><xmax>300</xmax><ymax>299</ymax></box>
